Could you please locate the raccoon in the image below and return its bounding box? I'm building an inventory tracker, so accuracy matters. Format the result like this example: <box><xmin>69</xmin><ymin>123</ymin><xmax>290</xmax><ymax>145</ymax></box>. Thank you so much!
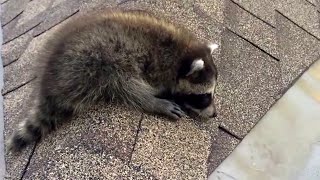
<box><xmin>7</xmin><ymin>9</ymin><xmax>218</xmax><ymax>152</ymax></box>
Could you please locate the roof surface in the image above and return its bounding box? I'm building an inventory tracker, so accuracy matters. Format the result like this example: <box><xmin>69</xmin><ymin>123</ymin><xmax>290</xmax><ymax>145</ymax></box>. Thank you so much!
<box><xmin>1</xmin><ymin>0</ymin><xmax>320</xmax><ymax>179</ymax></box>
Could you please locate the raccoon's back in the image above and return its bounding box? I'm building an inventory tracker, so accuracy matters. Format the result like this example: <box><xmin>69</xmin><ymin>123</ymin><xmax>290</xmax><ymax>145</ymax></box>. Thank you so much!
<box><xmin>39</xmin><ymin>10</ymin><xmax>195</xmax><ymax>99</ymax></box>
<box><xmin>37</xmin><ymin>12</ymin><xmax>152</xmax><ymax>102</ymax></box>
<box><xmin>44</xmin><ymin>9</ymin><xmax>194</xmax><ymax>61</ymax></box>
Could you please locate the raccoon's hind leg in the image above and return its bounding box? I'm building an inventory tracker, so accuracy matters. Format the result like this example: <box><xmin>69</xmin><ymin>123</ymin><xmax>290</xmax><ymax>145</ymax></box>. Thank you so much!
<box><xmin>6</xmin><ymin>96</ymin><xmax>74</xmax><ymax>152</ymax></box>
<box><xmin>120</xmin><ymin>78</ymin><xmax>186</xmax><ymax>120</ymax></box>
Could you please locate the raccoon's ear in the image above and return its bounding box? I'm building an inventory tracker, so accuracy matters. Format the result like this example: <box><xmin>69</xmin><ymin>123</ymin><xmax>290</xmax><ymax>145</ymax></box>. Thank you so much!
<box><xmin>208</xmin><ymin>43</ymin><xmax>218</xmax><ymax>54</ymax></box>
<box><xmin>186</xmin><ymin>59</ymin><xmax>204</xmax><ymax>76</ymax></box>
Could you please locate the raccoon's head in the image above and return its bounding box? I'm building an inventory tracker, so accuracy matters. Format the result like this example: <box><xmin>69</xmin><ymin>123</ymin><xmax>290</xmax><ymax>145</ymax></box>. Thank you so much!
<box><xmin>176</xmin><ymin>42</ymin><xmax>218</xmax><ymax>94</ymax></box>
<box><xmin>175</xmin><ymin>42</ymin><xmax>219</xmax><ymax>120</ymax></box>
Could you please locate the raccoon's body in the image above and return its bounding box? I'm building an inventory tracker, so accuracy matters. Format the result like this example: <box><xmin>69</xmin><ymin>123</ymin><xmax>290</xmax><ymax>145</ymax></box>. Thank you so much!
<box><xmin>7</xmin><ymin>9</ymin><xmax>218</xmax><ymax>152</ymax></box>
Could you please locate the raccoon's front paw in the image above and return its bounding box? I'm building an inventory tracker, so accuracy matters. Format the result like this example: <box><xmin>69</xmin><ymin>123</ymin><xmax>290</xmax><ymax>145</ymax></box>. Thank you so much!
<box><xmin>157</xmin><ymin>99</ymin><xmax>186</xmax><ymax>120</ymax></box>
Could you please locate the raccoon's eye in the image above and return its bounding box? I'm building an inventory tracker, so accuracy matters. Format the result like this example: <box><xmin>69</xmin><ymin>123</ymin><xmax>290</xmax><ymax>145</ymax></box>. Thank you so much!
<box><xmin>185</xmin><ymin>93</ymin><xmax>212</xmax><ymax>109</ymax></box>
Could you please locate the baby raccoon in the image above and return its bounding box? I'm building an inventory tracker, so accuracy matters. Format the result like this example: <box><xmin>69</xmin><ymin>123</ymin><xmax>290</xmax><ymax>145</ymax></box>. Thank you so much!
<box><xmin>7</xmin><ymin>9</ymin><xmax>218</xmax><ymax>152</ymax></box>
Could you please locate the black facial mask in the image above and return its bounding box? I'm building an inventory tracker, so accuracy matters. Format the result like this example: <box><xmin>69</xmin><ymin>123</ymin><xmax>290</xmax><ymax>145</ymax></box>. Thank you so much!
<box><xmin>157</xmin><ymin>91</ymin><xmax>212</xmax><ymax>110</ymax></box>
<box><xmin>174</xmin><ymin>93</ymin><xmax>212</xmax><ymax>109</ymax></box>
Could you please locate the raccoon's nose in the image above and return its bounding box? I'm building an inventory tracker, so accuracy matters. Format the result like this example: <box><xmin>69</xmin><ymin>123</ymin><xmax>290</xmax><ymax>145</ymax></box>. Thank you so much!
<box><xmin>210</xmin><ymin>112</ymin><xmax>217</xmax><ymax>118</ymax></box>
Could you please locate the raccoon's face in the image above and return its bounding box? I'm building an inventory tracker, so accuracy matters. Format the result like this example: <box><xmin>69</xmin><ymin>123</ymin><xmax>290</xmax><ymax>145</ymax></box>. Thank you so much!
<box><xmin>175</xmin><ymin>42</ymin><xmax>218</xmax><ymax>119</ymax></box>
<box><xmin>174</xmin><ymin>93</ymin><xmax>217</xmax><ymax>120</ymax></box>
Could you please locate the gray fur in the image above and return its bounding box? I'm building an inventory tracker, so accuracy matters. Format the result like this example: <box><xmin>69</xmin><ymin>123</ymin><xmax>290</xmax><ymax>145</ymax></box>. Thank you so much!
<box><xmin>7</xmin><ymin>9</ymin><xmax>218</xmax><ymax>152</ymax></box>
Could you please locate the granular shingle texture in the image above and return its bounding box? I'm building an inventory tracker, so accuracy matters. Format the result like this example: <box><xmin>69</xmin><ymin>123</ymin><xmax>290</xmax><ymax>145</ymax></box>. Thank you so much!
<box><xmin>207</xmin><ymin>129</ymin><xmax>240</xmax><ymax>175</ymax></box>
<box><xmin>23</xmin><ymin>104</ymin><xmax>144</xmax><ymax>178</ymax></box>
<box><xmin>225</xmin><ymin>0</ymin><xmax>278</xmax><ymax>58</ymax></box>
<box><xmin>4</xmin><ymin>81</ymin><xmax>37</xmax><ymax>179</ymax></box>
<box><xmin>131</xmin><ymin>115</ymin><xmax>211</xmax><ymax>179</ymax></box>
<box><xmin>277</xmin><ymin>12</ymin><xmax>320</xmax><ymax>87</ymax></box>
<box><xmin>216</xmin><ymin>29</ymin><xmax>281</xmax><ymax>138</ymax></box>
